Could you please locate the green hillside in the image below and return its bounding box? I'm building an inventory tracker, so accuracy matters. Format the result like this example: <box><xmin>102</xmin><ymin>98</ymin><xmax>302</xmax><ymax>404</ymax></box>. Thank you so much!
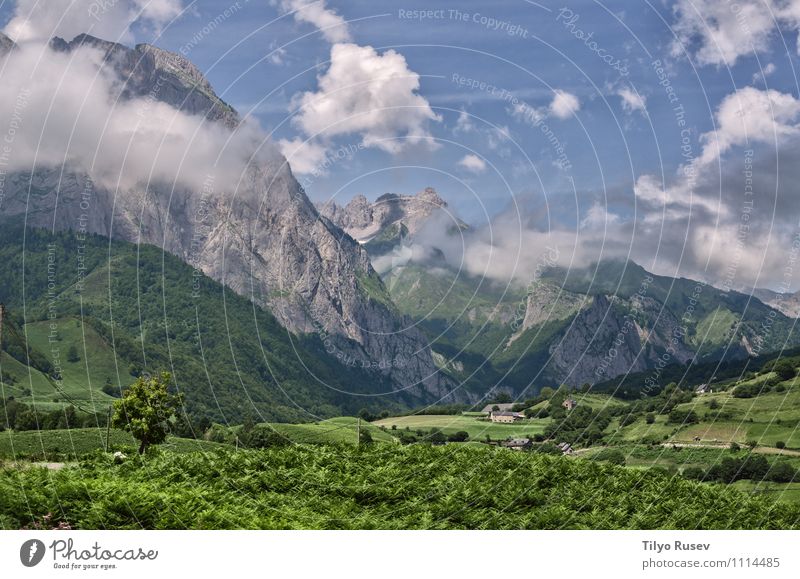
<box><xmin>0</xmin><ymin>225</ymin><xmax>399</xmax><ymax>423</ymax></box>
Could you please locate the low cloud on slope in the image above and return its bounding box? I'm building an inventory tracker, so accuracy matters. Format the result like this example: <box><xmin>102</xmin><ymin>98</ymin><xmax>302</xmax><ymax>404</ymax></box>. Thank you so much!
<box><xmin>4</xmin><ymin>0</ymin><xmax>184</xmax><ymax>44</ymax></box>
<box><xmin>0</xmin><ymin>40</ymin><xmax>276</xmax><ymax>195</ymax></box>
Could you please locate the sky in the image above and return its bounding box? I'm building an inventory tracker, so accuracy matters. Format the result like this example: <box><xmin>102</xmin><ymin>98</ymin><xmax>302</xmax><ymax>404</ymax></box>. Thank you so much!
<box><xmin>2</xmin><ymin>0</ymin><xmax>800</xmax><ymax>292</ymax></box>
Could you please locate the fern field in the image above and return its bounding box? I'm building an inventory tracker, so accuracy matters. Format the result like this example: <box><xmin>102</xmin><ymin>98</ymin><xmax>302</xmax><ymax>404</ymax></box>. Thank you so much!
<box><xmin>1</xmin><ymin>445</ymin><xmax>798</xmax><ymax>529</ymax></box>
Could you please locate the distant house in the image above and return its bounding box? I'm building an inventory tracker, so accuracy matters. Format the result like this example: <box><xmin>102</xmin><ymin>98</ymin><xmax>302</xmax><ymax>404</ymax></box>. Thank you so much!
<box><xmin>695</xmin><ymin>384</ymin><xmax>712</xmax><ymax>394</ymax></box>
<box><xmin>562</xmin><ymin>398</ymin><xmax>578</xmax><ymax>411</ymax></box>
<box><xmin>481</xmin><ymin>403</ymin><xmax>516</xmax><ymax>414</ymax></box>
<box><xmin>557</xmin><ymin>442</ymin><xmax>574</xmax><ymax>455</ymax></box>
<box><xmin>490</xmin><ymin>411</ymin><xmax>524</xmax><ymax>423</ymax></box>
<box><xmin>502</xmin><ymin>438</ymin><xmax>532</xmax><ymax>451</ymax></box>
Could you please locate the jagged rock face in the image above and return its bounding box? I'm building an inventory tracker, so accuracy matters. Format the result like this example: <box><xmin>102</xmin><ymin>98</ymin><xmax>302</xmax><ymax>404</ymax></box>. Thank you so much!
<box><xmin>752</xmin><ymin>288</ymin><xmax>800</xmax><ymax>318</ymax></box>
<box><xmin>0</xmin><ymin>31</ymin><xmax>14</xmax><ymax>55</ymax></box>
<box><xmin>547</xmin><ymin>294</ymin><xmax>694</xmax><ymax>387</ymax></box>
<box><xmin>319</xmin><ymin>186</ymin><xmax>454</xmax><ymax>244</ymax></box>
<box><xmin>0</xmin><ymin>34</ymin><xmax>456</xmax><ymax>404</ymax></box>
<box><xmin>49</xmin><ymin>34</ymin><xmax>239</xmax><ymax>128</ymax></box>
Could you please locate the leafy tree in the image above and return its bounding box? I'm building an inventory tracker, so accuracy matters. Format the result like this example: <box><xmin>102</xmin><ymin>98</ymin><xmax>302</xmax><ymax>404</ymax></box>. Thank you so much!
<box><xmin>14</xmin><ymin>408</ymin><xmax>38</xmax><ymax>431</ymax></box>
<box><xmin>112</xmin><ymin>372</ymin><xmax>182</xmax><ymax>454</ymax></box>
<box><xmin>766</xmin><ymin>461</ymin><xmax>797</xmax><ymax>483</ymax></box>
<box><xmin>358</xmin><ymin>408</ymin><xmax>375</xmax><ymax>422</ymax></box>
<box><xmin>427</xmin><ymin>428</ymin><xmax>446</xmax><ymax>445</ymax></box>
<box><xmin>447</xmin><ymin>431</ymin><xmax>469</xmax><ymax>442</ymax></box>
<box><xmin>358</xmin><ymin>429</ymin><xmax>373</xmax><ymax>445</ymax></box>
<box><xmin>645</xmin><ymin>413</ymin><xmax>655</xmax><ymax>424</ymax></box>
<box><xmin>776</xmin><ymin>441</ymin><xmax>786</xmax><ymax>449</ymax></box>
<box><xmin>772</xmin><ymin>359</ymin><xmax>796</xmax><ymax>381</ymax></box>
<box><xmin>67</xmin><ymin>344</ymin><xmax>80</xmax><ymax>363</ymax></box>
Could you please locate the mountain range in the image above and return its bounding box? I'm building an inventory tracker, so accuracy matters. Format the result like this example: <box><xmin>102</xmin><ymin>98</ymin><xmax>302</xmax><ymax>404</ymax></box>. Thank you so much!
<box><xmin>1</xmin><ymin>31</ymin><xmax>799</xmax><ymax>420</ymax></box>
<box><xmin>0</xmin><ymin>31</ymin><xmax>455</xmax><ymax>411</ymax></box>
<box><xmin>327</xmin><ymin>190</ymin><xmax>800</xmax><ymax>397</ymax></box>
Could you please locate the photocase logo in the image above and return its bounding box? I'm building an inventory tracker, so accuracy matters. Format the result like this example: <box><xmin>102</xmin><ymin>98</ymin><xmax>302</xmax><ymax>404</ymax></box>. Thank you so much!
<box><xmin>19</xmin><ymin>539</ymin><xmax>46</xmax><ymax>567</ymax></box>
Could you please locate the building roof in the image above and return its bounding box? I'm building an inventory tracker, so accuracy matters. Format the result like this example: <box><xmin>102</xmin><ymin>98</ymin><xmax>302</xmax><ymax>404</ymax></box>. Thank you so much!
<box><xmin>492</xmin><ymin>411</ymin><xmax>523</xmax><ymax>417</ymax></box>
<box><xmin>505</xmin><ymin>438</ymin><xmax>531</xmax><ymax>446</ymax></box>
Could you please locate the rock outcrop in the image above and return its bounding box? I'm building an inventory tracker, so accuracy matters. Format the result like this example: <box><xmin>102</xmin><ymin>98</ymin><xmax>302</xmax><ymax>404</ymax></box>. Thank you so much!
<box><xmin>0</xmin><ymin>34</ymin><xmax>456</xmax><ymax>404</ymax></box>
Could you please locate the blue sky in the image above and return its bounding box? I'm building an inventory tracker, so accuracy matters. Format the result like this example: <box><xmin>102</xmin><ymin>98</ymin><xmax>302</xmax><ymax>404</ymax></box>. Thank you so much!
<box><xmin>103</xmin><ymin>0</ymin><xmax>796</xmax><ymax>223</ymax></box>
<box><xmin>3</xmin><ymin>0</ymin><xmax>800</xmax><ymax>289</ymax></box>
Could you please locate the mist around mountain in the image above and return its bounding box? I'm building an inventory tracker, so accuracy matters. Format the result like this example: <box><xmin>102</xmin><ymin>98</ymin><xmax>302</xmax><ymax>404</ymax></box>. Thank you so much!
<box><xmin>0</xmin><ymin>31</ymin><xmax>457</xmax><ymax>407</ymax></box>
<box><xmin>330</xmin><ymin>189</ymin><xmax>800</xmax><ymax>398</ymax></box>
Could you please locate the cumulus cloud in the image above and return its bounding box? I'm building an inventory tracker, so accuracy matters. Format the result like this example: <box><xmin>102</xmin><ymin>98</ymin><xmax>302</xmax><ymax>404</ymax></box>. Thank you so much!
<box><xmin>278</xmin><ymin>0</ymin><xmax>351</xmax><ymax>43</ymax></box>
<box><xmin>278</xmin><ymin>136</ymin><xmax>329</xmax><ymax>175</ymax></box>
<box><xmin>3</xmin><ymin>0</ymin><xmax>184</xmax><ymax>44</ymax></box>
<box><xmin>625</xmin><ymin>86</ymin><xmax>800</xmax><ymax>290</ymax></box>
<box><xmin>549</xmin><ymin>90</ymin><xmax>580</xmax><ymax>119</ymax></box>
<box><xmin>0</xmin><ymin>41</ymin><xmax>274</xmax><ymax>193</ymax></box>
<box><xmin>458</xmin><ymin>154</ymin><xmax>487</xmax><ymax>174</ymax></box>
<box><xmin>698</xmin><ymin>86</ymin><xmax>800</xmax><ymax>165</ymax></box>
<box><xmin>670</xmin><ymin>0</ymin><xmax>800</xmax><ymax>66</ymax></box>
<box><xmin>285</xmin><ymin>43</ymin><xmax>439</xmax><ymax>169</ymax></box>
<box><xmin>618</xmin><ymin>87</ymin><xmax>647</xmax><ymax>114</ymax></box>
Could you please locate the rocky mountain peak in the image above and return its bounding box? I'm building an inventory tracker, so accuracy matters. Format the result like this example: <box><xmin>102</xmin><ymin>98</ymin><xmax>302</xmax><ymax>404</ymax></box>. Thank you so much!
<box><xmin>418</xmin><ymin>186</ymin><xmax>446</xmax><ymax>206</ymax></box>
<box><xmin>0</xmin><ymin>34</ymin><xmax>457</xmax><ymax>405</ymax></box>
<box><xmin>50</xmin><ymin>33</ymin><xmax>238</xmax><ymax>128</ymax></box>
<box><xmin>0</xmin><ymin>30</ymin><xmax>15</xmax><ymax>55</ymax></box>
<box><xmin>320</xmin><ymin>187</ymin><xmax>455</xmax><ymax>245</ymax></box>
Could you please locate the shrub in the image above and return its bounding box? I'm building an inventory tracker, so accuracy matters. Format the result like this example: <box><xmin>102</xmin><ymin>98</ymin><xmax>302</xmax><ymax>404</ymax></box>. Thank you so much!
<box><xmin>766</xmin><ymin>462</ymin><xmax>797</xmax><ymax>483</ymax></box>
<box><xmin>682</xmin><ymin>466</ymin><xmax>705</xmax><ymax>480</ymax></box>
<box><xmin>776</xmin><ymin>441</ymin><xmax>786</xmax><ymax>450</ymax></box>
<box><xmin>593</xmin><ymin>448</ymin><xmax>626</xmax><ymax>466</ymax></box>
<box><xmin>773</xmin><ymin>359</ymin><xmax>796</xmax><ymax>381</ymax></box>
<box><xmin>447</xmin><ymin>431</ymin><xmax>470</xmax><ymax>443</ymax></box>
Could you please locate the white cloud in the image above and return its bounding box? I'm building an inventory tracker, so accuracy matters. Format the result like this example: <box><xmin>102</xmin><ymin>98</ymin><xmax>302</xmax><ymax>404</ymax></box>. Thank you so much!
<box><xmin>698</xmin><ymin>86</ymin><xmax>800</xmax><ymax>165</ymax></box>
<box><xmin>278</xmin><ymin>0</ymin><xmax>351</xmax><ymax>43</ymax></box>
<box><xmin>454</xmin><ymin>108</ymin><xmax>511</xmax><ymax>154</ymax></box>
<box><xmin>0</xmin><ymin>41</ymin><xmax>274</xmax><ymax>193</ymax></box>
<box><xmin>617</xmin><ymin>87</ymin><xmax>647</xmax><ymax>114</ymax></box>
<box><xmin>670</xmin><ymin>0</ymin><xmax>800</xmax><ymax>66</ymax></box>
<box><xmin>753</xmin><ymin>62</ymin><xmax>777</xmax><ymax>83</ymax></box>
<box><xmin>625</xmin><ymin>86</ymin><xmax>800</xmax><ymax>290</ymax></box>
<box><xmin>549</xmin><ymin>90</ymin><xmax>580</xmax><ymax>119</ymax></box>
<box><xmin>458</xmin><ymin>154</ymin><xmax>486</xmax><ymax>173</ymax></box>
<box><xmin>278</xmin><ymin>137</ymin><xmax>329</xmax><ymax>175</ymax></box>
<box><xmin>289</xmin><ymin>43</ymin><xmax>440</xmax><ymax>155</ymax></box>
<box><xmin>3</xmin><ymin>0</ymin><xmax>184</xmax><ymax>44</ymax></box>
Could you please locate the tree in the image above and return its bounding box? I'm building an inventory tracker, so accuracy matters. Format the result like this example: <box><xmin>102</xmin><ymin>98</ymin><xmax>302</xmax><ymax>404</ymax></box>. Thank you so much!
<box><xmin>645</xmin><ymin>413</ymin><xmax>656</xmax><ymax>424</ymax></box>
<box><xmin>112</xmin><ymin>372</ymin><xmax>182</xmax><ymax>454</ymax></box>
<box><xmin>773</xmin><ymin>359</ymin><xmax>796</xmax><ymax>381</ymax></box>
<box><xmin>427</xmin><ymin>428</ymin><xmax>446</xmax><ymax>445</ymax></box>
<box><xmin>766</xmin><ymin>461</ymin><xmax>797</xmax><ymax>483</ymax></box>
<box><xmin>447</xmin><ymin>431</ymin><xmax>469</xmax><ymax>442</ymax></box>
<box><xmin>67</xmin><ymin>344</ymin><xmax>80</xmax><ymax>363</ymax></box>
<box><xmin>776</xmin><ymin>441</ymin><xmax>786</xmax><ymax>450</ymax></box>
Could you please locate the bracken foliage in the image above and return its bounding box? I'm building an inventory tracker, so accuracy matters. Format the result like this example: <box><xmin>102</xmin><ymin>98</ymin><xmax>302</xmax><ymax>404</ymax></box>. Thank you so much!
<box><xmin>1</xmin><ymin>445</ymin><xmax>798</xmax><ymax>530</ymax></box>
